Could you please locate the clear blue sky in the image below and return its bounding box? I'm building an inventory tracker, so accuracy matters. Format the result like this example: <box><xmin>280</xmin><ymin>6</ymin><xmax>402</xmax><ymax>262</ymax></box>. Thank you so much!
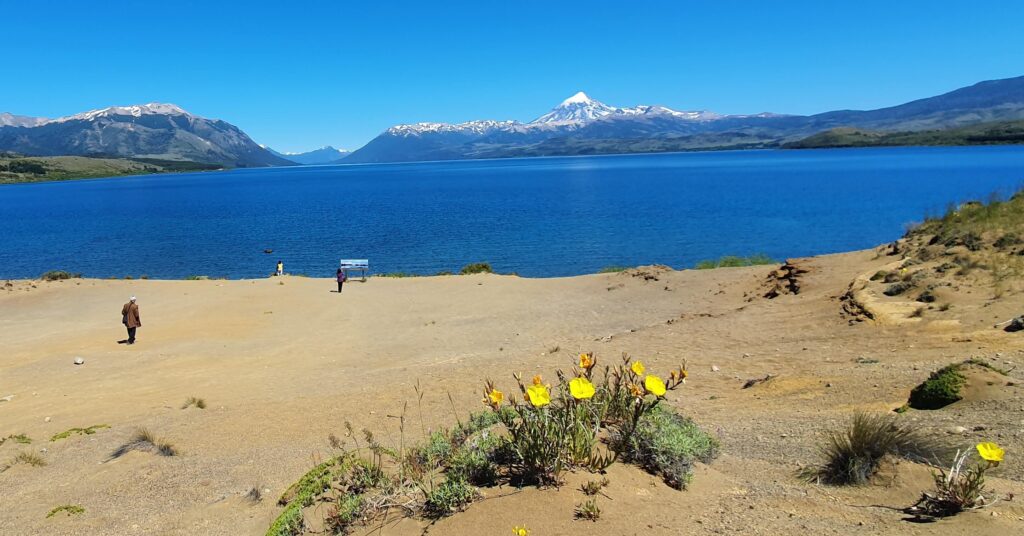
<box><xmin>3</xmin><ymin>1</ymin><xmax>1022</xmax><ymax>152</ymax></box>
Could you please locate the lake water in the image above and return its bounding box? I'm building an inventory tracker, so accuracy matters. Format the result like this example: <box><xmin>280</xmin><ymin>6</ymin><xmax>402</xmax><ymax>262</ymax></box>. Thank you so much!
<box><xmin>2</xmin><ymin>146</ymin><xmax>1024</xmax><ymax>279</ymax></box>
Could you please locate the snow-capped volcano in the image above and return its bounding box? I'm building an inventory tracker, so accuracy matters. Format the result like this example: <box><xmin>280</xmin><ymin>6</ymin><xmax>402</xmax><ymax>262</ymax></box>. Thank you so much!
<box><xmin>531</xmin><ymin>92</ymin><xmax>618</xmax><ymax>124</ymax></box>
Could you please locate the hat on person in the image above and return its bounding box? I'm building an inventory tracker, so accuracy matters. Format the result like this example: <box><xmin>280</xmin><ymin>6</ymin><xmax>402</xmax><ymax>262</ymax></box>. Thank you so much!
<box><xmin>130</xmin><ymin>296</ymin><xmax>136</xmax><ymax>302</ymax></box>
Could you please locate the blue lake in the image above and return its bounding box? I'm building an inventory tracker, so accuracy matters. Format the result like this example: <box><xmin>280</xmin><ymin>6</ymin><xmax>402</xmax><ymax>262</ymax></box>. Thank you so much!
<box><xmin>2</xmin><ymin>146</ymin><xmax>1024</xmax><ymax>279</ymax></box>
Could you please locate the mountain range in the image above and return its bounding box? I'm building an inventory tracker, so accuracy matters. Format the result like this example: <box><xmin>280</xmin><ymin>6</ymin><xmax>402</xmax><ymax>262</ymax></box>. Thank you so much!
<box><xmin>264</xmin><ymin>145</ymin><xmax>351</xmax><ymax>165</ymax></box>
<box><xmin>0</xmin><ymin>104</ymin><xmax>292</xmax><ymax>167</ymax></box>
<box><xmin>2</xmin><ymin>75</ymin><xmax>1023</xmax><ymax>169</ymax></box>
<box><xmin>344</xmin><ymin>75</ymin><xmax>1024</xmax><ymax>163</ymax></box>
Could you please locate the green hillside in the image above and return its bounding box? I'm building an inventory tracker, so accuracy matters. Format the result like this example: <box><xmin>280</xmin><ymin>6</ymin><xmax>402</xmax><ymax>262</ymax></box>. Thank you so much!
<box><xmin>0</xmin><ymin>153</ymin><xmax>221</xmax><ymax>184</ymax></box>
<box><xmin>784</xmin><ymin>120</ymin><xmax>1024</xmax><ymax>149</ymax></box>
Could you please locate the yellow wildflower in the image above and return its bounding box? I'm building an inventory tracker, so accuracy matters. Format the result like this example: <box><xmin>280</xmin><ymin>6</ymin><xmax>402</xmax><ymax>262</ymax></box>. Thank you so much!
<box><xmin>631</xmin><ymin>360</ymin><xmax>645</xmax><ymax>376</ymax></box>
<box><xmin>579</xmin><ymin>352</ymin><xmax>594</xmax><ymax>370</ymax></box>
<box><xmin>976</xmin><ymin>442</ymin><xmax>1004</xmax><ymax>464</ymax></box>
<box><xmin>532</xmin><ymin>374</ymin><xmax>543</xmax><ymax>386</ymax></box>
<box><xmin>526</xmin><ymin>384</ymin><xmax>551</xmax><ymax>407</ymax></box>
<box><xmin>644</xmin><ymin>375</ymin><xmax>667</xmax><ymax>396</ymax></box>
<box><xmin>487</xmin><ymin>388</ymin><xmax>503</xmax><ymax>407</ymax></box>
<box><xmin>569</xmin><ymin>377</ymin><xmax>595</xmax><ymax>399</ymax></box>
<box><xmin>512</xmin><ymin>526</ymin><xmax>530</xmax><ymax>536</ymax></box>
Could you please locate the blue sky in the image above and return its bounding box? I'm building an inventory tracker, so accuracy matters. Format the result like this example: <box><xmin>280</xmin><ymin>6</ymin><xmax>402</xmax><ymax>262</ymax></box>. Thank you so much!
<box><xmin>3</xmin><ymin>1</ymin><xmax>1022</xmax><ymax>152</ymax></box>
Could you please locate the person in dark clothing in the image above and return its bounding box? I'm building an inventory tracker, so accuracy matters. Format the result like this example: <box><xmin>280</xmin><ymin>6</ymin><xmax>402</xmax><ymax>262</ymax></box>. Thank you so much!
<box><xmin>336</xmin><ymin>268</ymin><xmax>347</xmax><ymax>293</ymax></box>
<box><xmin>121</xmin><ymin>296</ymin><xmax>141</xmax><ymax>344</ymax></box>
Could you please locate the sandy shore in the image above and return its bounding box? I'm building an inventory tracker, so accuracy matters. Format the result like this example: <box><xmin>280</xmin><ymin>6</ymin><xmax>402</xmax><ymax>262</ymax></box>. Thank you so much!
<box><xmin>2</xmin><ymin>249</ymin><xmax>1023</xmax><ymax>535</ymax></box>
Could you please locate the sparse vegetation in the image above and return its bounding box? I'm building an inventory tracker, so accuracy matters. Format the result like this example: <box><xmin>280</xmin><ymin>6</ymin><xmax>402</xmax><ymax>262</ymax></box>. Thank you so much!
<box><xmin>694</xmin><ymin>254</ymin><xmax>775</xmax><ymax>270</ymax></box>
<box><xmin>611</xmin><ymin>405</ymin><xmax>719</xmax><ymax>489</ymax></box>
<box><xmin>580</xmin><ymin>477</ymin><xmax>609</xmax><ymax>496</ymax></box>
<box><xmin>110</xmin><ymin>428</ymin><xmax>176</xmax><ymax>459</ymax></box>
<box><xmin>51</xmin><ymin>424</ymin><xmax>110</xmax><ymax>442</ymax></box>
<box><xmin>460</xmin><ymin>262</ymin><xmax>493</xmax><ymax>275</ymax></box>
<box><xmin>46</xmin><ymin>505</ymin><xmax>85</xmax><ymax>518</ymax></box>
<box><xmin>574</xmin><ymin>498</ymin><xmax>602</xmax><ymax>521</ymax></box>
<box><xmin>598</xmin><ymin>265</ymin><xmax>629</xmax><ymax>273</ymax></box>
<box><xmin>4</xmin><ymin>451</ymin><xmax>47</xmax><ymax>470</ymax></box>
<box><xmin>0</xmin><ymin>433</ymin><xmax>31</xmax><ymax>447</ymax></box>
<box><xmin>423</xmin><ymin>476</ymin><xmax>477</xmax><ymax>517</ymax></box>
<box><xmin>908</xmin><ymin>363</ymin><xmax>967</xmax><ymax>410</ymax></box>
<box><xmin>804</xmin><ymin>412</ymin><xmax>944</xmax><ymax>485</ymax></box>
<box><xmin>908</xmin><ymin>442</ymin><xmax>1004</xmax><ymax>518</ymax></box>
<box><xmin>40</xmin><ymin>270</ymin><xmax>81</xmax><ymax>281</ymax></box>
<box><xmin>181</xmin><ymin>396</ymin><xmax>207</xmax><ymax>409</ymax></box>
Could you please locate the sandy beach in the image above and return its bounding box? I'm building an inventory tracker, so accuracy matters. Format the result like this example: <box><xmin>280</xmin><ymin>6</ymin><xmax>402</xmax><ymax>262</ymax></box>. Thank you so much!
<box><xmin>2</xmin><ymin>247</ymin><xmax>1023</xmax><ymax>535</ymax></box>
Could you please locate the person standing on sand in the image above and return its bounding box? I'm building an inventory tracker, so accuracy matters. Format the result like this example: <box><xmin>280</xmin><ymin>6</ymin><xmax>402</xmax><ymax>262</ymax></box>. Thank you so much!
<box><xmin>276</xmin><ymin>260</ymin><xmax>284</xmax><ymax>276</ymax></box>
<box><xmin>336</xmin><ymin>268</ymin><xmax>347</xmax><ymax>293</ymax></box>
<box><xmin>121</xmin><ymin>296</ymin><xmax>141</xmax><ymax>345</ymax></box>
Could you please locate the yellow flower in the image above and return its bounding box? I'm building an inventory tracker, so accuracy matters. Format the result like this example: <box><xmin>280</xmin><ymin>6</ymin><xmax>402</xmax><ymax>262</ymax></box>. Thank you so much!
<box><xmin>630</xmin><ymin>360</ymin><xmax>645</xmax><ymax>376</ymax></box>
<box><xmin>487</xmin><ymin>388</ymin><xmax>503</xmax><ymax>407</ymax></box>
<box><xmin>976</xmin><ymin>442</ymin><xmax>1004</xmax><ymax>463</ymax></box>
<box><xmin>644</xmin><ymin>375</ymin><xmax>667</xmax><ymax>396</ymax></box>
<box><xmin>569</xmin><ymin>377</ymin><xmax>595</xmax><ymax>399</ymax></box>
<box><xmin>512</xmin><ymin>526</ymin><xmax>530</xmax><ymax>536</ymax></box>
<box><xmin>532</xmin><ymin>374</ymin><xmax>543</xmax><ymax>386</ymax></box>
<box><xmin>526</xmin><ymin>384</ymin><xmax>551</xmax><ymax>407</ymax></box>
<box><xmin>579</xmin><ymin>353</ymin><xmax>594</xmax><ymax>369</ymax></box>
<box><xmin>627</xmin><ymin>383</ymin><xmax>644</xmax><ymax>398</ymax></box>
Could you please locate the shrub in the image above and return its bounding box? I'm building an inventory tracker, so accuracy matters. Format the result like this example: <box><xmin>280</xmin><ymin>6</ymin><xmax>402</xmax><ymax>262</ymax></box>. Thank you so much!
<box><xmin>423</xmin><ymin>476</ymin><xmax>477</xmax><ymax>517</ymax></box>
<box><xmin>40</xmin><ymin>270</ymin><xmax>81</xmax><ymax>281</ymax></box>
<box><xmin>611</xmin><ymin>405</ymin><xmax>718</xmax><ymax>489</ymax></box>
<box><xmin>804</xmin><ymin>412</ymin><xmax>943</xmax><ymax>485</ymax></box>
<box><xmin>908</xmin><ymin>364</ymin><xmax>966</xmax><ymax>410</ymax></box>
<box><xmin>325</xmin><ymin>493</ymin><xmax>365</xmax><ymax>532</ymax></box>
<box><xmin>460</xmin><ymin>262</ymin><xmax>493</xmax><ymax>275</ymax></box>
<box><xmin>481</xmin><ymin>352</ymin><xmax>689</xmax><ymax>484</ymax></box>
<box><xmin>909</xmin><ymin>442</ymin><xmax>1004</xmax><ymax>517</ymax></box>
<box><xmin>47</xmin><ymin>505</ymin><xmax>85</xmax><ymax>518</ymax></box>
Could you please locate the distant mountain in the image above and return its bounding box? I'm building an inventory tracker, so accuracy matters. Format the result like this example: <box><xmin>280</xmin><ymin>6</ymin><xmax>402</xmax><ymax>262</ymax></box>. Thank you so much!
<box><xmin>0</xmin><ymin>103</ymin><xmax>293</xmax><ymax>168</ymax></box>
<box><xmin>264</xmin><ymin>145</ymin><xmax>351</xmax><ymax>165</ymax></box>
<box><xmin>784</xmin><ymin>120</ymin><xmax>1024</xmax><ymax>149</ymax></box>
<box><xmin>345</xmin><ymin>75</ymin><xmax>1024</xmax><ymax>163</ymax></box>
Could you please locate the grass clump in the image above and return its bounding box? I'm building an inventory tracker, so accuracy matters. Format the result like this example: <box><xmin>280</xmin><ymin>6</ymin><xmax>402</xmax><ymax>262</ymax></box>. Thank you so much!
<box><xmin>804</xmin><ymin>412</ymin><xmax>943</xmax><ymax>485</ymax></box>
<box><xmin>460</xmin><ymin>262</ymin><xmax>493</xmax><ymax>275</ymax></box>
<box><xmin>12</xmin><ymin>451</ymin><xmax>47</xmax><ymax>467</ymax></box>
<box><xmin>181</xmin><ymin>396</ymin><xmax>207</xmax><ymax>409</ymax></box>
<box><xmin>908</xmin><ymin>363</ymin><xmax>967</xmax><ymax>410</ymax></box>
<box><xmin>110</xmin><ymin>428</ymin><xmax>176</xmax><ymax>459</ymax></box>
<box><xmin>694</xmin><ymin>254</ymin><xmax>775</xmax><ymax>270</ymax></box>
<box><xmin>378</xmin><ymin>272</ymin><xmax>418</xmax><ymax>278</ymax></box>
<box><xmin>574</xmin><ymin>498</ymin><xmax>602</xmax><ymax>521</ymax></box>
<box><xmin>611</xmin><ymin>405</ymin><xmax>719</xmax><ymax>489</ymax></box>
<box><xmin>47</xmin><ymin>504</ymin><xmax>85</xmax><ymax>518</ymax></box>
<box><xmin>580</xmin><ymin>477</ymin><xmax>609</xmax><ymax>496</ymax></box>
<box><xmin>423</xmin><ymin>476</ymin><xmax>477</xmax><ymax>517</ymax></box>
<box><xmin>40</xmin><ymin>270</ymin><xmax>81</xmax><ymax>281</ymax></box>
<box><xmin>50</xmin><ymin>424</ymin><xmax>110</xmax><ymax>442</ymax></box>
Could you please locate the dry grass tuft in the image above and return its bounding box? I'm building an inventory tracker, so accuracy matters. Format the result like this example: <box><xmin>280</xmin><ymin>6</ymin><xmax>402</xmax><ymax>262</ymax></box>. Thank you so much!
<box><xmin>110</xmin><ymin>427</ymin><xmax>177</xmax><ymax>459</ymax></box>
<box><xmin>181</xmin><ymin>396</ymin><xmax>207</xmax><ymax>409</ymax></box>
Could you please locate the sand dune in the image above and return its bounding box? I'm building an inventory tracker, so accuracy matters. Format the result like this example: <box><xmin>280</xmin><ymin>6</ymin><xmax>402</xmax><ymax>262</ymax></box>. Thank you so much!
<box><xmin>2</xmin><ymin>249</ymin><xmax>1023</xmax><ymax>535</ymax></box>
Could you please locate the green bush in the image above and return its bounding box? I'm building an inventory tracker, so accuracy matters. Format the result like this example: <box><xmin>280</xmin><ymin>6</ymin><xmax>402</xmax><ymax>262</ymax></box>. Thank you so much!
<box><xmin>423</xmin><ymin>476</ymin><xmax>477</xmax><ymax>517</ymax></box>
<box><xmin>908</xmin><ymin>364</ymin><xmax>966</xmax><ymax>410</ymax></box>
<box><xmin>460</xmin><ymin>262</ymin><xmax>493</xmax><ymax>275</ymax></box>
<box><xmin>611</xmin><ymin>405</ymin><xmax>718</xmax><ymax>489</ymax></box>
<box><xmin>40</xmin><ymin>270</ymin><xmax>81</xmax><ymax>281</ymax></box>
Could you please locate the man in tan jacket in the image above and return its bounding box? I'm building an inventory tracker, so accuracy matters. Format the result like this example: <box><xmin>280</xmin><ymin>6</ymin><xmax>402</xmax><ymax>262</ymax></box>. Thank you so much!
<box><xmin>121</xmin><ymin>296</ymin><xmax>141</xmax><ymax>345</ymax></box>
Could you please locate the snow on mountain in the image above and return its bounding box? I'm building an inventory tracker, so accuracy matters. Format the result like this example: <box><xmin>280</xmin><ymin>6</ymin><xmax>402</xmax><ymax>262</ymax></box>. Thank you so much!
<box><xmin>387</xmin><ymin>120</ymin><xmax>520</xmax><ymax>137</ymax></box>
<box><xmin>53</xmin><ymin>103</ymin><xmax>191</xmax><ymax>123</ymax></box>
<box><xmin>0</xmin><ymin>112</ymin><xmax>48</xmax><ymax>128</ymax></box>
<box><xmin>531</xmin><ymin>91</ymin><xmax>618</xmax><ymax>124</ymax></box>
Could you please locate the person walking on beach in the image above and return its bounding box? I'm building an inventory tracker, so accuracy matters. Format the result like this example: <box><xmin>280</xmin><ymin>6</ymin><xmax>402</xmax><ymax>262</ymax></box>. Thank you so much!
<box><xmin>336</xmin><ymin>268</ymin><xmax>347</xmax><ymax>293</ymax></box>
<box><xmin>121</xmin><ymin>296</ymin><xmax>141</xmax><ymax>345</ymax></box>
<box><xmin>276</xmin><ymin>260</ymin><xmax>284</xmax><ymax>276</ymax></box>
